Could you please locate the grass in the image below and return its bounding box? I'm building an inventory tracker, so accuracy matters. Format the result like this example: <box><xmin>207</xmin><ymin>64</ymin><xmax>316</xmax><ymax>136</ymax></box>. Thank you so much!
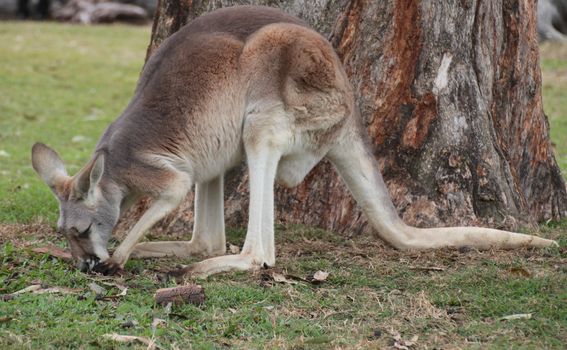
<box><xmin>0</xmin><ymin>22</ymin><xmax>149</xmax><ymax>222</ymax></box>
<box><xmin>0</xmin><ymin>22</ymin><xmax>566</xmax><ymax>349</ymax></box>
<box><xmin>540</xmin><ymin>42</ymin><xmax>567</xmax><ymax>178</ymax></box>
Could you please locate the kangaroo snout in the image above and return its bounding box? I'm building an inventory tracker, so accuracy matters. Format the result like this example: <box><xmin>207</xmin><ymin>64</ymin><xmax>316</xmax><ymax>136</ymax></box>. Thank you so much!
<box><xmin>76</xmin><ymin>255</ymin><xmax>101</xmax><ymax>273</ymax></box>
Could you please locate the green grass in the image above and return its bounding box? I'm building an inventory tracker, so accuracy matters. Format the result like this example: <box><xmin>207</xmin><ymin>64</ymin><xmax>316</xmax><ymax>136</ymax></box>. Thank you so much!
<box><xmin>0</xmin><ymin>22</ymin><xmax>149</xmax><ymax>222</ymax></box>
<box><xmin>540</xmin><ymin>42</ymin><xmax>567</xmax><ymax>178</ymax></box>
<box><xmin>0</xmin><ymin>22</ymin><xmax>566</xmax><ymax>349</ymax></box>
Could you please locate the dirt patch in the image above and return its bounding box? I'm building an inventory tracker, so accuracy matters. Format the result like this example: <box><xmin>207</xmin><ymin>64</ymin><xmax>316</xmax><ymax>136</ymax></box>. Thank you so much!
<box><xmin>0</xmin><ymin>222</ymin><xmax>56</xmax><ymax>246</ymax></box>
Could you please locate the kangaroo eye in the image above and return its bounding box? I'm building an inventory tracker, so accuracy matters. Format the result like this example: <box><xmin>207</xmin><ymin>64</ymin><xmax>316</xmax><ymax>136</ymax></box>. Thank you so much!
<box><xmin>78</xmin><ymin>223</ymin><xmax>92</xmax><ymax>237</ymax></box>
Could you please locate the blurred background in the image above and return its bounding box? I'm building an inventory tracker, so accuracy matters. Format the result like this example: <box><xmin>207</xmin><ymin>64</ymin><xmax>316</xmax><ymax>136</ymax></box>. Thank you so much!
<box><xmin>0</xmin><ymin>0</ymin><xmax>155</xmax><ymax>23</ymax></box>
<box><xmin>0</xmin><ymin>0</ymin><xmax>565</xmax><ymax>37</ymax></box>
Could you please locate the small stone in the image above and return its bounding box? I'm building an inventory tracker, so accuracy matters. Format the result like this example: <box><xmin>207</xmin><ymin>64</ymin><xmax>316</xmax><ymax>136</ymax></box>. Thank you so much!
<box><xmin>121</xmin><ymin>320</ymin><xmax>138</xmax><ymax>328</ymax></box>
<box><xmin>371</xmin><ymin>328</ymin><xmax>382</xmax><ymax>339</ymax></box>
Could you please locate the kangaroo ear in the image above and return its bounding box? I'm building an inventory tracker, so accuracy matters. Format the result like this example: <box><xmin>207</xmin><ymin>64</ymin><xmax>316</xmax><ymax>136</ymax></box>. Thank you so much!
<box><xmin>75</xmin><ymin>154</ymin><xmax>105</xmax><ymax>196</ymax></box>
<box><xmin>31</xmin><ymin>143</ymin><xmax>68</xmax><ymax>190</ymax></box>
<box><xmin>89</xmin><ymin>154</ymin><xmax>105</xmax><ymax>189</ymax></box>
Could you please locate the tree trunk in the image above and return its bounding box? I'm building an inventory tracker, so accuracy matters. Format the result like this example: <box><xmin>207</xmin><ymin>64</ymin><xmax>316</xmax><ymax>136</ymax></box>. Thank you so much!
<box><xmin>122</xmin><ymin>0</ymin><xmax>567</xmax><ymax>238</ymax></box>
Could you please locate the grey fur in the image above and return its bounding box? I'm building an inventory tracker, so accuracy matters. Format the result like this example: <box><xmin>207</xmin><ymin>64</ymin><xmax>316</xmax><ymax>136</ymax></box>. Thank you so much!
<box><xmin>538</xmin><ymin>0</ymin><xmax>567</xmax><ymax>41</ymax></box>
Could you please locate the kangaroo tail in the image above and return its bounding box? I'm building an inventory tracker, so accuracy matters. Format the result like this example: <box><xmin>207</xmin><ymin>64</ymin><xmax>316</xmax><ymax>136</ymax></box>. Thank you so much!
<box><xmin>327</xmin><ymin>130</ymin><xmax>557</xmax><ymax>250</ymax></box>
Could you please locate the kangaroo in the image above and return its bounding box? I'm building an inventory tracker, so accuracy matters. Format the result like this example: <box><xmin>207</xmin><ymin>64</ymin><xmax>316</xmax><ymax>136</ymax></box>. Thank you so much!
<box><xmin>31</xmin><ymin>6</ymin><xmax>557</xmax><ymax>276</ymax></box>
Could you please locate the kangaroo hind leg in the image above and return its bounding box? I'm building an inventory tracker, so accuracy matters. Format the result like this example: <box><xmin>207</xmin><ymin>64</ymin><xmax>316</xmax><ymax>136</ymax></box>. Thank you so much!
<box><xmin>173</xmin><ymin>106</ymin><xmax>286</xmax><ymax>277</ymax></box>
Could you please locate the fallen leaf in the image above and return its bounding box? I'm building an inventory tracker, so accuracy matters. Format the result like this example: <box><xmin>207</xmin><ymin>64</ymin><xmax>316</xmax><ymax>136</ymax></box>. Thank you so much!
<box><xmin>102</xmin><ymin>333</ymin><xmax>156</xmax><ymax>349</ymax></box>
<box><xmin>284</xmin><ymin>273</ymin><xmax>308</xmax><ymax>282</ymax></box>
<box><xmin>151</xmin><ymin>318</ymin><xmax>166</xmax><ymax>328</ymax></box>
<box><xmin>271</xmin><ymin>272</ymin><xmax>297</xmax><ymax>285</ymax></box>
<box><xmin>271</xmin><ymin>272</ymin><xmax>287</xmax><ymax>283</ymax></box>
<box><xmin>312</xmin><ymin>271</ymin><xmax>329</xmax><ymax>282</ymax></box>
<box><xmin>389</xmin><ymin>329</ymin><xmax>419</xmax><ymax>349</ymax></box>
<box><xmin>509</xmin><ymin>267</ymin><xmax>532</xmax><ymax>277</ymax></box>
<box><xmin>101</xmin><ymin>288</ymin><xmax>128</xmax><ymax>300</ymax></box>
<box><xmin>393</xmin><ymin>334</ymin><xmax>418</xmax><ymax>349</ymax></box>
<box><xmin>164</xmin><ymin>302</ymin><xmax>172</xmax><ymax>316</ymax></box>
<box><xmin>393</xmin><ymin>343</ymin><xmax>409</xmax><ymax>350</ymax></box>
<box><xmin>228</xmin><ymin>244</ymin><xmax>240</xmax><ymax>254</ymax></box>
<box><xmin>31</xmin><ymin>246</ymin><xmax>72</xmax><ymax>261</ymax></box>
<box><xmin>151</xmin><ymin>318</ymin><xmax>166</xmax><ymax>334</ymax></box>
<box><xmin>406</xmin><ymin>335</ymin><xmax>419</xmax><ymax>346</ymax></box>
<box><xmin>500</xmin><ymin>313</ymin><xmax>532</xmax><ymax>321</ymax></box>
<box><xmin>99</xmin><ymin>281</ymin><xmax>128</xmax><ymax>298</ymax></box>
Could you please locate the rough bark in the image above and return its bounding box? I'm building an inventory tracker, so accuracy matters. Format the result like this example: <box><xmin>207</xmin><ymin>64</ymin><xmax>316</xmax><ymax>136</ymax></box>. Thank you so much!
<box><xmin>121</xmin><ymin>0</ymin><xmax>567</xmax><ymax>238</ymax></box>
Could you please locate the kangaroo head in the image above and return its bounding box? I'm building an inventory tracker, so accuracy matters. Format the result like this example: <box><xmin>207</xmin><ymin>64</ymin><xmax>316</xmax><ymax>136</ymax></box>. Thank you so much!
<box><xmin>31</xmin><ymin>143</ymin><xmax>120</xmax><ymax>271</ymax></box>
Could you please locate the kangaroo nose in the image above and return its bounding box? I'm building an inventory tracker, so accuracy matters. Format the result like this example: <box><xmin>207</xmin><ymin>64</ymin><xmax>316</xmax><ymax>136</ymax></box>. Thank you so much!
<box><xmin>77</xmin><ymin>260</ymin><xmax>89</xmax><ymax>272</ymax></box>
<box><xmin>77</xmin><ymin>256</ymin><xmax>101</xmax><ymax>272</ymax></box>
